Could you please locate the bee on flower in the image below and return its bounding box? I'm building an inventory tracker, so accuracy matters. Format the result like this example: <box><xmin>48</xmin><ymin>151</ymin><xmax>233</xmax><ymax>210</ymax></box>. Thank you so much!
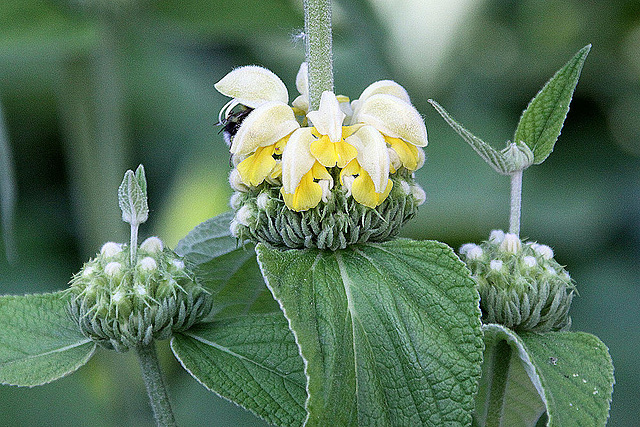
<box><xmin>215</xmin><ymin>63</ymin><xmax>428</xmax><ymax>250</ymax></box>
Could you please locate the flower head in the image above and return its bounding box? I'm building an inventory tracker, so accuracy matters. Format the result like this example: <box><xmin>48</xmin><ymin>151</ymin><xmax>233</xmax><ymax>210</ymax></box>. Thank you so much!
<box><xmin>216</xmin><ymin>64</ymin><xmax>429</xmax><ymax>249</ymax></box>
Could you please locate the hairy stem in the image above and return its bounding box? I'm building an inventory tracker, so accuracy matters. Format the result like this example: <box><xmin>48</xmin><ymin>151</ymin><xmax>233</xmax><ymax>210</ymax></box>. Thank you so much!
<box><xmin>136</xmin><ymin>342</ymin><xmax>177</xmax><ymax>427</ymax></box>
<box><xmin>509</xmin><ymin>169</ymin><xmax>523</xmax><ymax>236</ymax></box>
<box><xmin>130</xmin><ymin>223</ymin><xmax>139</xmax><ymax>266</ymax></box>
<box><xmin>486</xmin><ymin>340</ymin><xmax>513</xmax><ymax>427</ymax></box>
<box><xmin>304</xmin><ymin>0</ymin><xmax>334</xmax><ymax>110</ymax></box>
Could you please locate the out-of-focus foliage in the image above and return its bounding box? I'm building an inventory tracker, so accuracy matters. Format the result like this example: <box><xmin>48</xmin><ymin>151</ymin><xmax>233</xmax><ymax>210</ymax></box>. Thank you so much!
<box><xmin>0</xmin><ymin>0</ymin><xmax>637</xmax><ymax>425</ymax></box>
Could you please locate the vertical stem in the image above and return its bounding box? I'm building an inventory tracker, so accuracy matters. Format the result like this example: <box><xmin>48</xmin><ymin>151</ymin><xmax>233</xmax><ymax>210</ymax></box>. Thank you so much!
<box><xmin>486</xmin><ymin>340</ymin><xmax>512</xmax><ymax>427</ymax></box>
<box><xmin>130</xmin><ymin>223</ymin><xmax>138</xmax><ymax>266</ymax></box>
<box><xmin>136</xmin><ymin>342</ymin><xmax>177</xmax><ymax>427</ymax></box>
<box><xmin>304</xmin><ymin>0</ymin><xmax>334</xmax><ymax>110</ymax></box>
<box><xmin>0</xmin><ymin>99</ymin><xmax>16</xmax><ymax>263</ymax></box>
<box><xmin>509</xmin><ymin>169</ymin><xmax>523</xmax><ymax>236</ymax></box>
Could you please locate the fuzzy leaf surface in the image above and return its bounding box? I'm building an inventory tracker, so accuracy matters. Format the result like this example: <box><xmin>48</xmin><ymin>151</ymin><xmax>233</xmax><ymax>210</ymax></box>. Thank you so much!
<box><xmin>174</xmin><ymin>212</ymin><xmax>279</xmax><ymax>319</ymax></box>
<box><xmin>476</xmin><ymin>324</ymin><xmax>613</xmax><ymax>426</ymax></box>
<box><xmin>513</xmin><ymin>45</ymin><xmax>591</xmax><ymax>164</ymax></box>
<box><xmin>257</xmin><ymin>239</ymin><xmax>484</xmax><ymax>426</ymax></box>
<box><xmin>171</xmin><ymin>313</ymin><xmax>306</xmax><ymax>426</ymax></box>
<box><xmin>117</xmin><ymin>169</ymin><xmax>148</xmax><ymax>225</ymax></box>
<box><xmin>0</xmin><ymin>291</ymin><xmax>95</xmax><ymax>387</ymax></box>
<box><xmin>429</xmin><ymin>99</ymin><xmax>510</xmax><ymax>175</ymax></box>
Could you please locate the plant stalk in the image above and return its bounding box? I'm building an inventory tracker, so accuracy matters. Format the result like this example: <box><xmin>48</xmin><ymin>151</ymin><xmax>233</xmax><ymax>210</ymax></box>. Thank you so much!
<box><xmin>509</xmin><ymin>169</ymin><xmax>523</xmax><ymax>236</ymax></box>
<box><xmin>136</xmin><ymin>342</ymin><xmax>177</xmax><ymax>427</ymax></box>
<box><xmin>130</xmin><ymin>223</ymin><xmax>139</xmax><ymax>266</ymax></box>
<box><xmin>486</xmin><ymin>340</ymin><xmax>512</xmax><ymax>427</ymax></box>
<box><xmin>304</xmin><ymin>0</ymin><xmax>334</xmax><ymax>110</ymax></box>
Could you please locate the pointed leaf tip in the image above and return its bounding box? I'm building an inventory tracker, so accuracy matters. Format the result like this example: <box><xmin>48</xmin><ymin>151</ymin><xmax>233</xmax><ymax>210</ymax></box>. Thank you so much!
<box><xmin>514</xmin><ymin>45</ymin><xmax>591</xmax><ymax>165</ymax></box>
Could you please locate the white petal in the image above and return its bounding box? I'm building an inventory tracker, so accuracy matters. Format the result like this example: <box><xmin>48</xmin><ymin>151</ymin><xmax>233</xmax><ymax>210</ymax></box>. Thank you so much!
<box><xmin>347</xmin><ymin>126</ymin><xmax>390</xmax><ymax>193</ymax></box>
<box><xmin>306</xmin><ymin>91</ymin><xmax>345</xmax><ymax>142</ymax></box>
<box><xmin>357</xmin><ymin>94</ymin><xmax>428</xmax><ymax>147</ymax></box>
<box><xmin>358</xmin><ymin>80</ymin><xmax>411</xmax><ymax>104</ymax></box>
<box><xmin>231</xmin><ymin>102</ymin><xmax>299</xmax><ymax>155</ymax></box>
<box><xmin>281</xmin><ymin>128</ymin><xmax>317</xmax><ymax>194</ymax></box>
<box><xmin>214</xmin><ymin>65</ymin><xmax>288</xmax><ymax>108</ymax></box>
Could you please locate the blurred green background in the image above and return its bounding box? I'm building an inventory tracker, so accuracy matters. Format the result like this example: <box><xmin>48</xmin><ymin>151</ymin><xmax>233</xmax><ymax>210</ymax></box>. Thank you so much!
<box><xmin>0</xmin><ymin>0</ymin><xmax>638</xmax><ymax>425</ymax></box>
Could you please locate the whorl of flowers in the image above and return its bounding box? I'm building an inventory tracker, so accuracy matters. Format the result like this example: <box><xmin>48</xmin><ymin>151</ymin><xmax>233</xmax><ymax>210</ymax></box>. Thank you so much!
<box><xmin>216</xmin><ymin>63</ymin><xmax>428</xmax><ymax>250</ymax></box>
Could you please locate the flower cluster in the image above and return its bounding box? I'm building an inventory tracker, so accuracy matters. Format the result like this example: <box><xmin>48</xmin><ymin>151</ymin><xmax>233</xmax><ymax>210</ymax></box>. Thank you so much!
<box><xmin>216</xmin><ymin>63</ymin><xmax>427</xmax><ymax>249</ymax></box>
<box><xmin>67</xmin><ymin>237</ymin><xmax>212</xmax><ymax>352</ymax></box>
<box><xmin>459</xmin><ymin>230</ymin><xmax>576</xmax><ymax>332</ymax></box>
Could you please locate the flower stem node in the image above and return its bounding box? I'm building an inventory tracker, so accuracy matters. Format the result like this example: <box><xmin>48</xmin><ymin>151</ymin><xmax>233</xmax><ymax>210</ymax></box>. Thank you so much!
<box><xmin>67</xmin><ymin>238</ymin><xmax>212</xmax><ymax>352</ymax></box>
<box><xmin>459</xmin><ymin>230</ymin><xmax>576</xmax><ymax>332</ymax></box>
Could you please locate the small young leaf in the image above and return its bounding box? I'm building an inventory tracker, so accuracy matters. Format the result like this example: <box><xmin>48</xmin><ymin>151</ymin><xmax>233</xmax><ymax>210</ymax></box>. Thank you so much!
<box><xmin>135</xmin><ymin>164</ymin><xmax>147</xmax><ymax>196</ymax></box>
<box><xmin>0</xmin><ymin>292</ymin><xmax>96</xmax><ymax>387</ymax></box>
<box><xmin>257</xmin><ymin>239</ymin><xmax>484</xmax><ymax>426</ymax></box>
<box><xmin>513</xmin><ymin>45</ymin><xmax>591</xmax><ymax>164</ymax></box>
<box><xmin>476</xmin><ymin>324</ymin><xmax>613</xmax><ymax>426</ymax></box>
<box><xmin>429</xmin><ymin>99</ymin><xmax>510</xmax><ymax>174</ymax></box>
<box><xmin>174</xmin><ymin>212</ymin><xmax>279</xmax><ymax>319</ymax></box>
<box><xmin>171</xmin><ymin>313</ymin><xmax>306</xmax><ymax>426</ymax></box>
<box><xmin>118</xmin><ymin>169</ymin><xmax>149</xmax><ymax>226</ymax></box>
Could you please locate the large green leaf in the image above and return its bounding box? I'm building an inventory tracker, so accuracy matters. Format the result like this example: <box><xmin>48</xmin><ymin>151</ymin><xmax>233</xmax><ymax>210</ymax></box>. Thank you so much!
<box><xmin>476</xmin><ymin>324</ymin><xmax>613</xmax><ymax>426</ymax></box>
<box><xmin>0</xmin><ymin>291</ymin><xmax>95</xmax><ymax>387</ymax></box>
<box><xmin>174</xmin><ymin>212</ymin><xmax>279</xmax><ymax>319</ymax></box>
<box><xmin>171</xmin><ymin>313</ymin><xmax>306</xmax><ymax>426</ymax></box>
<box><xmin>513</xmin><ymin>45</ymin><xmax>591</xmax><ymax>164</ymax></box>
<box><xmin>257</xmin><ymin>239</ymin><xmax>484</xmax><ymax>426</ymax></box>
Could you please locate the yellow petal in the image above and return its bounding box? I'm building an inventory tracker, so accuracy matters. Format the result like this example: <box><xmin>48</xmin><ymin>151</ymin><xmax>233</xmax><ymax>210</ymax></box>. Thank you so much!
<box><xmin>310</xmin><ymin>134</ymin><xmax>357</xmax><ymax>168</ymax></box>
<box><xmin>281</xmin><ymin>171</ymin><xmax>322</xmax><ymax>212</ymax></box>
<box><xmin>281</xmin><ymin>128</ymin><xmax>317</xmax><ymax>194</ymax></box>
<box><xmin>347</xmin><ymin>126</ymin><xmax>390</xmax><ymax>193</ymax></box>
<box><xmin>339</xmin><ymin>158</ymin><xmax>361</xmax><ymax>185</ymax></box>
<box><xmin>385</xmin><ymin>136</ymin><xmax>420</xmax><ymax>170</ymax></box>
<box><xmin>357</xmin><ymin>94</ymin><xmax>428</xmax><ymax>147</ymax></box>
<box><xmin>214</xmin><ymin>65</ymin><xmax>288</xmax><ymax>108</ymax></box>
<box><xmin>306</xmin><ymin>91</ymin><xmax>345</xmax><ymax>142</ymax></box>
<box><xmin>231</xmin><ymin>102</ymin><xmax>299</xmax><ymax>155</ymax></box>
<box><xmin>351</xmin><ymin>169</ymin><xmax>393</xmax><ymax>208</ymax></box>
<box><xmin>237</xmin><ymin>145</ymin><xmax>277</xmax><ymax>186</ymax></box>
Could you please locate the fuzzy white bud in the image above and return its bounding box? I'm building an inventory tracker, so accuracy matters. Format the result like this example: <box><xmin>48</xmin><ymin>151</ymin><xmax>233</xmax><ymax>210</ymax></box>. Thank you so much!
<box><xmin>229</xmin><ymin>219</ymin><xmax>242</xmax><ymax>237</ymax></box>
<box><xmin>500</xmin><ymin>233</ymin><xmax>522</xmax><ymax>254</ymax></box>
<box><xmin>229</xmin><ymin>168</ymin><xmax>249</xmax><ymax>192</ymax></box>
<box><xmin>140</xmin><ymin>236</ymin><xmax>163</xmax><ymax>253</ymax></box>
<box><xmin>111</xmin><ymin>288</ymin><xmax>126</xmax><ymax>303</ymax></box>
<box><xmin>533</xmin><ymin>243</ymin><xmax>554</xmax><ymax>260</ymax></box>
<box><xmin>523</xmin><ymin>256</ymin><xmax>537</xmax><ymax>267</ymax></box>
<box><xmin>104</xmin><ymin>262</ymin><xmax>123</xmax><ymax>277</ymax></box>
<box><xmin>489</xmin><ymin>230</ymin><xmax>505</xmax><ymax>244</ymax></box>
<box><xmin>399</xmin><ymin>180</ymin><xmax>411</xmax><ymax>196</ymax></box>
<box><xmin>411</xmin><ymin>185</ymin><xmax>426</xmax><ymax>206</ymax></box>
<box><xmin>256</xmin><ymin>193</ymin><xmax>270</xmax><ymax>210</ymax></box>
<box><xmin>467</xmin><ymin>246</ymin><xmax>484</xmax><ymax>261</ymax></box>
<box><xmin>172</xmin><ymin>259</ymin><xmax>185</xmax><ymax>270</ymax></box>
<box><xmin>489</xmin><ymin>259</ymin><xmax>503</xmax><ymax>271</ymax></box>
<box><xmin>134</xmin><ymin>283</ymin><xmax>147</xmax><ymax>296</ymax></box>
<box><xmin>229</xmin><ymin>192</ymin><xmax>243</xmax><ymax>210</ymax></box>
<box><xmin>139</xmin><ymin>257</ymin><xmax>158</xmax><ymax>271</ymax></box>
<box><xmin>459</xmin><ymin>243</ymin><xmax>478</xmax><ymax>256</ymax></box>
<box><xmin>235</xmin><ymin>205</ymin><xmax>253</xmax><ymax>227</ymax></box>
<box><xmin>82</xmin><ymin>266</ymin><xmax>96</xmax><ymax>277</ymax></box>
<box><xmin>100</xmin><ymin>242</ymin><xmax>123</xmax><ymax>258</ymax></box>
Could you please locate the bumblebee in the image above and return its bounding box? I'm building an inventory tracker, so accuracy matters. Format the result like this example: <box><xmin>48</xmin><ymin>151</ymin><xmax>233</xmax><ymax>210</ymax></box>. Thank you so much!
<box><xmin>218</xmin><ymin>104</ymin><xmax>253</xmax><ymax>147</ymax></box>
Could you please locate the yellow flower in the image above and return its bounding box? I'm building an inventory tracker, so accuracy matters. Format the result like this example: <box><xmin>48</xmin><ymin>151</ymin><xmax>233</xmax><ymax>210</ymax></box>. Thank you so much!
<box><xmin>340</xmin><ymin>126</ymin><xmax>393</xmax><ymax>208</ymax></box>
<box><xmin>280</xmin><ymin>128</ymin><xmax>333</xmax><ymax>212</ymax></box>
<box><xmin>349</xmin><ymin>80</ymin><xmax>428</xmax><ymax>171</ymax></box>
<box><xmin>215</xmin><ymin>67</ymin><xmax>299</xmax><ymax>187</ymax></box>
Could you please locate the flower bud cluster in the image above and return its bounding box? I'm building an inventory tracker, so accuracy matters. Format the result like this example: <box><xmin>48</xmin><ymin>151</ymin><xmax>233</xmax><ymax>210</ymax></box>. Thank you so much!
<box><xmin>459</xmin><ymin>230</ymin><xmax>575</xmax><ymax>332</ymax></box>
<box><xmin>67</xmin><ymin>237</ymin><xmax>212</xmax><ymax>352</ymax></box>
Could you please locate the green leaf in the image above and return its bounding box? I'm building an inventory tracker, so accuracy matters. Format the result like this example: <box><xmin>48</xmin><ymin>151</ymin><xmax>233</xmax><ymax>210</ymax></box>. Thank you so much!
<box><xmin>257</xmin><ymin>239</ymin><xmax>484</xmax><ymax>426</ymax></box>
<box><xmin>513</xmin><ymin>45</ymin><xmax>591</xmax><ymax>164</ymax></box>
<box><xmin>0</xmin><ymin>292</ymin><xmax>96</xmax><ymax>387</ymax></box>
<box><xmin>174</xmin><ymin>212</ymin><xmax>279</xmax><ymax>319</ymax></box>
<box><xmin>117</xmin><ymin>168</ymin><xmax>148</xmax><ymax>226</ymax></box>
<box><xmin>476</xmin><ymin>324</ymin><xmax>614</xmax><ymax>426</ymax></box>
<box><xmin>429</xmin><ymin>99</ymin><xmax>510</xmax><ymax>175</ymax></box>
<box><xmin>171</xmin><ymin>313</ymin><xmax>306</xmax><ymax>426</ymax></box>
